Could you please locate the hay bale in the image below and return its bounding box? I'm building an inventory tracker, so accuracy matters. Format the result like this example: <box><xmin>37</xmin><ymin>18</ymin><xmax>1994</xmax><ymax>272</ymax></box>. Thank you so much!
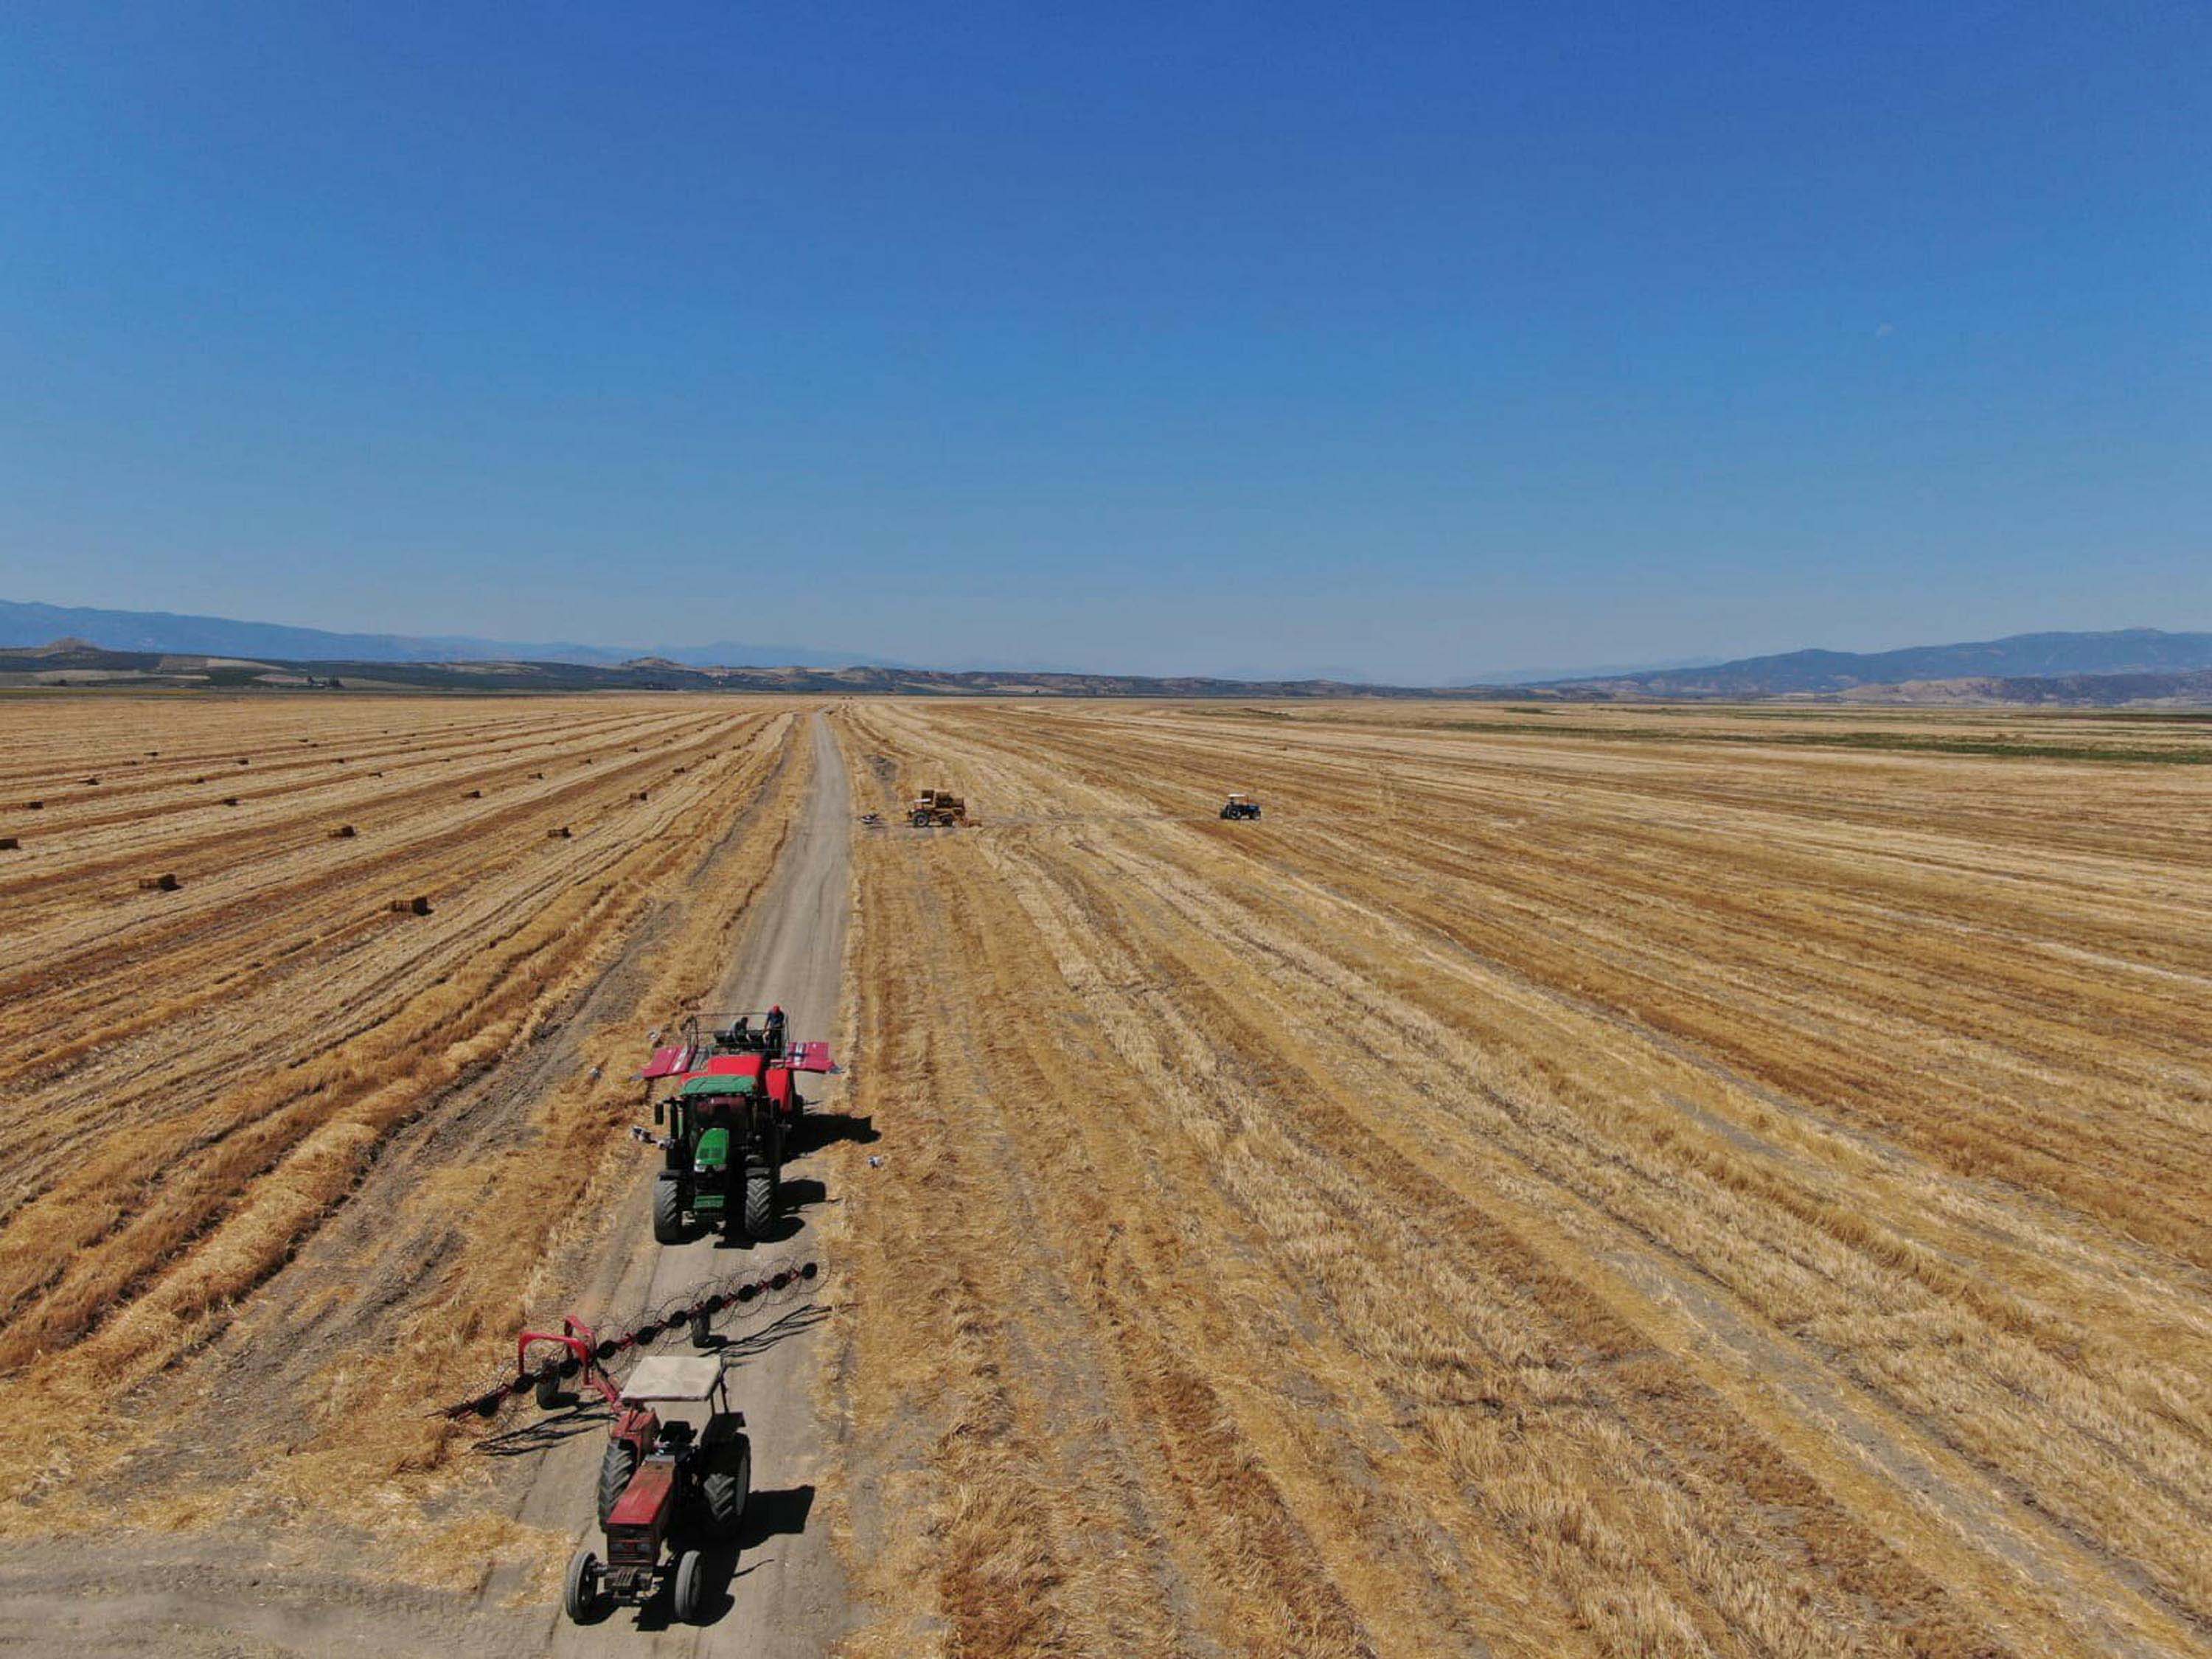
<box><xmin>23</xmin><ymin>800</ymin><xmax>42</xmax><ymax>810</ymax></box>
<box><xmin>633</xmin><ymin>789</ymin><xmax>650</xmax><ymax>801</ymax></box>
<box><xmin>236</xmin><ymin>757</ymin><xmax>251</xmax><ymax>765</ymax></box>
<box><xmin>0</xmin><ymin>836</ymin><xmax>19</xmax><ymax>851</ymax></box>
<box><xmin>331</xmin><ymin>824</ymin><xmax>357</xmax><ymax>839</ymax></box>
<box><xmin>389</xmin><ymin>895</ymin><xmax>432</xmax><ymax>916</ymax></box>
<box><xmin>138</xmin><ymin>872</ymin><xmax>181</xmax><ymax>892</ymax></box>
<box><xmin>465</xmin><ymin>789</ymin><xmax>483</xmax><ymax>799</ymax></box>
<box><xmin>549</xmin><ymin>825</ymin><xmax>571</xmax><ymax>839</ymax></box>
<box><xmin>83</xmin><ymin>776</ymin><xmax>100</xmax><ymax>785</ymax></box>
<box><xmin>221</xmin><ymin>796</ymin><xmax>240</xmax><ymax>806</ymax></box>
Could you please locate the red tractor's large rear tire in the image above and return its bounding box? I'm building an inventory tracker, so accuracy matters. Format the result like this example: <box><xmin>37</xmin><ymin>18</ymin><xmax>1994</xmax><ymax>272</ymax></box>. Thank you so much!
<box><xmin>597</xmin><ymin>1439</ymin><xmax>638</xmax><ymax>1526</ymax></box>
<box><xmin>672</xmin><ymin>1550</ymin><xmax>706</xmax><ymax>1624</ymax></box>
<box><xmin>701</xmin><ymin>1432</ymin><xmax>750</xmax><ymax>1535</ymax></box>
<box><xmin>563</xmin><ymin>1549</ymin><xmax>602</xmax><ymax>1624</ymax></box>
<box><xmin>652</xmin><ymin>1175</ymin><xmax>686</xmax><ymax>1245</ymax></box>
<box><xmin>742</xmin><ymin>1167</ymin><xmax>775</xmax><ymax>1241</ymax></box>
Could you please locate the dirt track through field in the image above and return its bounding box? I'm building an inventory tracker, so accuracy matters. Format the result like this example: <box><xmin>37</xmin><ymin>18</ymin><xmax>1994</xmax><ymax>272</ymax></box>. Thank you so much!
<box><xmin>0</xmin><ymin>700</ymin><xmax>860</xmax><ymax>1656</ymax></box>
<box><xmin>498</xmin><ymin>709</ymin><xmax>857</xmax><ymax>1658</ymax></box>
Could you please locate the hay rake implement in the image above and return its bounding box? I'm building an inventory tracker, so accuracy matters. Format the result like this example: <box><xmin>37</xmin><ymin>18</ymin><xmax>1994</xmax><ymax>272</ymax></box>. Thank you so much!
<box><xmin>437</xmin><ymin>1262</ymin><xmax>819</xmax><ymax>1425</ymax></box>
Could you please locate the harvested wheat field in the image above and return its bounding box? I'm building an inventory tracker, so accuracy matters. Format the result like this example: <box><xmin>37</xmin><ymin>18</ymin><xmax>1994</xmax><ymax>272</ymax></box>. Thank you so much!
<box><xmin>824</xmin><ymin>698</ymin><xmax>2212</xmax><ymax>1659</ymax></box>
<box><xmin>0</xmin><ymin>693</ymin><xmax>834</xmax><ymax>1616</ymax></box>
<box><xmin>4</xmin><ymin>692</ymin><xmax>2211</xmax><ymax>1658</ymax></box>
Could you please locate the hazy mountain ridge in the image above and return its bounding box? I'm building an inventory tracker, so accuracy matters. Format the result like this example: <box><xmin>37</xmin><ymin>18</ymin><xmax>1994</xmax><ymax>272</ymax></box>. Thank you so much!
<box><xmin>0</xmin><ymin>599</ymin><xmax>881</xmax><ymax>671</ymax></box>
<box><xmin>10</xmin><ymin>605</ymin><xmax>2212</xmax><ymax>704</ymax></box>
<box><xmin>0</xmin><ymin>639</ymin><xmax>1453</xmax><ymax>698</ymax></box>
<box><xmin>1543</xmin><ymin>629</ymin><xmax>2212</xmax><ymax>697</ymax></box>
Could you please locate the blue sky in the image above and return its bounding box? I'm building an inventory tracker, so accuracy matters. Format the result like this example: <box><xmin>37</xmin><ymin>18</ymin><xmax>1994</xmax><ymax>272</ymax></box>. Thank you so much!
<box><xmin>1</xmin><ymin>1</ymin><xmax>2205</xmax><ymax>680</ymax></box>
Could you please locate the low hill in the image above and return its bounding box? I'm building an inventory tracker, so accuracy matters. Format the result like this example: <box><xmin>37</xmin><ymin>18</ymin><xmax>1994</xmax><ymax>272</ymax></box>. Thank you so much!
<box><xmin>1543</xmin><ymin>629</ymin><xmax>2212</xmax><ymax>698</ymax></box>
<box><xmin>1841</xmin><ymin>669</ymin><xmax>2212</xmax><ymax>707</ymax></box>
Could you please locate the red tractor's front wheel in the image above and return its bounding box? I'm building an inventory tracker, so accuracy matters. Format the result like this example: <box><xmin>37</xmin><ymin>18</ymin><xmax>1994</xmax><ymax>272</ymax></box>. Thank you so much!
<box><xmin>672</xmin><ymin>1550</ymin><xmax>707</xmax><ymax>1624</ymax></box>
<box><xmin>563</xmin><ymin>1548</ymin><xmax>602</xmax><ymax>1624</ymax></box>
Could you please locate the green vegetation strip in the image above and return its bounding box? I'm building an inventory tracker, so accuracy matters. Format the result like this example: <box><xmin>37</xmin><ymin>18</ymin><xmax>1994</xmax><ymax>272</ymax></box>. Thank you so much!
<box><xmin>1426</xmin><ymin>722</ymin><xmax>2212</xmax><ymax>763</ymax></box>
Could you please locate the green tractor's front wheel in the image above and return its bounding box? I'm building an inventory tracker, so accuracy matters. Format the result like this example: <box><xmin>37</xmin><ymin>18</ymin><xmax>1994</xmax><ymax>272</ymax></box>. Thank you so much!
<box><xmin>652</xmin><ymin>1175</ymin><xmax>686</xmax><ymax>1245</ymax></box>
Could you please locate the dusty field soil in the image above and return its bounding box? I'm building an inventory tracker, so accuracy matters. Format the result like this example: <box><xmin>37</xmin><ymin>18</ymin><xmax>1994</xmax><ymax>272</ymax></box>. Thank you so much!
<box><xmin>0</xmin><ymin>694</ymin><xmax>830</xmax><ymax>1612</ymax></box>
<box><xmin>824</xmin><ymin>699</ymin><xmax>2212</xmax><ymax>1659</ymax></box>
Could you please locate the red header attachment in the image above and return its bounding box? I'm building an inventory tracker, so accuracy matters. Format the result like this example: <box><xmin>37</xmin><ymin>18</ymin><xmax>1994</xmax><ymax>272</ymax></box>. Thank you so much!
<box><xmin>782</xmin><ymin>1041</ymin><xmax>835</xmax><ymax>1074</ymax></box>
<box><xmin>638</xmin><ymin>1043</ymin><xmax>699</xmax><ymax>1082</ymax></box>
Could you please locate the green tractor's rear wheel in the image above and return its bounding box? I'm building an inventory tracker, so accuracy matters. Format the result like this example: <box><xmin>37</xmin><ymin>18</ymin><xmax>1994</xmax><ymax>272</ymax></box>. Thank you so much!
<box><xmin>743</xmin><ymin>1167</ymin><xmax>775</xmax><ymax>1241</ymax></box>
<box><xmin>652</xmin><ymin>1175</ymin><xmax>686</xmax><ymax>1245</ymax></box>
<box><xmin>596</xmin><ymin>1439</ymin><xmax>638</xmax><ymax>1526</ymax></box>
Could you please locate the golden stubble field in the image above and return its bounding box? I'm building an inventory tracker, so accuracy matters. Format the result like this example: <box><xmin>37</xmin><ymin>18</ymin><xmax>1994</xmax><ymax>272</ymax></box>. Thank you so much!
<box><xmin>0</xmin><ymin>691</ymin><xmax>815</xmax><ymax>1556</ymax></box>
<box><xmin>824</xmin><ymin>698</ymin><xmax>2212</xmax><ymax>1659</ymax></box>
<box><xmin>4</xmin><ymin>691</ymin><xmax>2211</xmax><ymax>1658</ymax></box>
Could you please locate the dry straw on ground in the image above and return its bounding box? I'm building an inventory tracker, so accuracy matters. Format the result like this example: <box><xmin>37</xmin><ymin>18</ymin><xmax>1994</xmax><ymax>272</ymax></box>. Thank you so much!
<box><xmin>824</xmin><ymin>698</ymin><xmax>2212</xmax><ymax>1659</ymax></box>
<box><xmin>0</xmin><ymin>694</ymin><xmax>815</xmax><ymax>1548</ymax></box>
<box><xmin>6</xmin><ymin>692</ymin><xmax>2211</xmax><ymax>1659</ymax></box>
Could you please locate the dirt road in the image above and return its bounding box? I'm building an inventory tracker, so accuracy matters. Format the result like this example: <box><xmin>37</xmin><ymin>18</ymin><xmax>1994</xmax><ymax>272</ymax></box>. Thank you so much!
<box><xmin>506</xmin><ymin>709</ymin><xmax>858</xmax><ymax>1656</ymax></box>
<box><xmin>0</xmin><ymin>711</ymin><xmax>858</xmax><ymax>1657</ymax></box>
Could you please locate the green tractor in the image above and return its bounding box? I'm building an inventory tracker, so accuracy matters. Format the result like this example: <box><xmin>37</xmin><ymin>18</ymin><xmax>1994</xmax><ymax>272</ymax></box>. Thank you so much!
<box><xmin>636</xmin><ymin>1016</ymin><xmax>836</xmax><ymax>1245</ymax></box>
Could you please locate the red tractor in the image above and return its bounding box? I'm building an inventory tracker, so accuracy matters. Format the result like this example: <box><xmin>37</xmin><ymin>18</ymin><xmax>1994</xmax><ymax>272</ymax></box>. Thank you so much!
<box><xmin>516</xmin><ymin>1323</ymin><xmax>753</xmax><ymax>1627</ymax></box>
<box><xmin>636</xmin><ymin>1012</ymin><xmax>836</xmax><ymax>1245</ymax></box>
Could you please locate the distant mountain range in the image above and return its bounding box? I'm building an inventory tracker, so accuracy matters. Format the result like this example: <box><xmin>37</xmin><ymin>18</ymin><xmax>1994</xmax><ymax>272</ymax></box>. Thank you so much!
<box><xmin>7</xmin><ymin>600</ymin><xmax>2212</xmax><ymax>704</ymax></box>
<box><xmin>0</xmin><ymin>637</ymin><xmax>1441</xmax><ymax>699</ymax></box>
<box><xmin>0</xmin><ymin>599</ymin><xmax>885</xmax><ymax>670</ymax></box>
<box><xmin>1455</xmin><ymin>656</ymin><xmax>1727</xmax><ymax>686</ymax></box>
<box><xmin>1537</xmin><ymin>629</ymin><xmax>2212</xmax><ymax>698</ymax></box>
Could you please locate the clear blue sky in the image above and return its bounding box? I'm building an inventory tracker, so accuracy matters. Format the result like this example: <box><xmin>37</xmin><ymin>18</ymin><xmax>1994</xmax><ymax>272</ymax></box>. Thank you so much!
<box><xmin>2</xmin><ymin>1</ymin><xmax>2205</xmax><ymax>680</ymax></box>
